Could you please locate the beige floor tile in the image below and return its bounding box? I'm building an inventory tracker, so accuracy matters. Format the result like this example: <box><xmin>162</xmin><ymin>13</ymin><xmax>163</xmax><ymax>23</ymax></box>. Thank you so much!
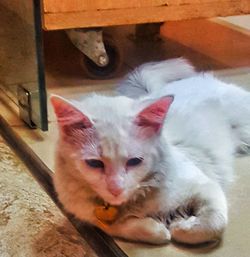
<box><xmin>0</xmin><ymin>140</ymin><xmax>97</xmax><ymax>257</ymax></box>
<box><xmin>215</xmin><ymin>67</ymin><xmax>250</xmax><ymax>90</ymax></box>
<box><xmin>218</xmin><ymin>15</ymin><xmax>250</xmax><ymax>31</ymax></box>
<box><xmin>12</xmin><ymin>122</ymin><xmax>59</xmax><ymax>171</ymax></box>
<box><xmin>0</xmin><ymin>89</ymin><xmax>24</xmax><ymax>127</ymax></box>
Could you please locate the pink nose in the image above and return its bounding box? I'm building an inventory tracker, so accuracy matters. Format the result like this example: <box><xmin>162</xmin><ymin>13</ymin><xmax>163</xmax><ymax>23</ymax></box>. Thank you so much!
<box><xmin>106</xmin><ymin>175</ymin><xmax>125</xmax><ymax>197</ymax></box>
<box><xmin>108</xmin><ymin>186</ymin><xmax>123</xmax><ymax>196</ymax></box>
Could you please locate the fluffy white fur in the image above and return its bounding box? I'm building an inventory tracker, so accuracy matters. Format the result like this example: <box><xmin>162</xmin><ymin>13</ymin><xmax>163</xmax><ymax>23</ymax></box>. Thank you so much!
<box><xmin>52</xmin><ymin>58</ymin><xmax>250</xmax><ymax>245</ymax></box>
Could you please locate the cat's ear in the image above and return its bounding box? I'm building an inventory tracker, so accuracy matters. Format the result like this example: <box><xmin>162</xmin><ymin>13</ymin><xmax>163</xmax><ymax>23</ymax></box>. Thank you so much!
<box><xmin>50</xmin><ymin>95</ymin><xmax>92</xmax><ymax>130</ymax></box>
<box><xmin>135</xmin><ymin>96</ymin><xmax>174</xmax><ymax>137</ymax></box>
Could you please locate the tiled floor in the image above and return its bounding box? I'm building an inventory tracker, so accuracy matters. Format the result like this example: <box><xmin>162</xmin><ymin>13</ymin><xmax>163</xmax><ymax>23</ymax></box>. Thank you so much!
<box><xmin>218</xmin><ymin>15</ymin><xmax>250</xmax><ymax>31</ymax></box>
<box><xmin>1</xmin><ymin>15</ymin><xmax>250</xmax><ymax>257</ymax></box>
<box><xmin>0</xmin><ymin>139</ymin><xmax>97</xmax><ymax>257</ymax></box>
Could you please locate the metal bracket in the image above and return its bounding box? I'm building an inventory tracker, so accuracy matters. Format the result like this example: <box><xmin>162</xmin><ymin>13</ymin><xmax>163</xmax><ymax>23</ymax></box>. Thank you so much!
<box><xmin>66</xmin><ymin>28</ymin><xmax>109</xmax><ymax>67</ymax></box>
<box><xmin>17</xmin><ymin>85</ymin><xmax>36</xmax><ymax>129</ymax></box>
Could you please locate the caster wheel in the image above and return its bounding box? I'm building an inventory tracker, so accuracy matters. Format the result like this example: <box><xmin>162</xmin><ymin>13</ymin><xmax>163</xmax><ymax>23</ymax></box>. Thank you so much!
<box><xmin>80</xmin><ymin>37</ymin><xmax>122</xmax><ymax>79</ymax></box>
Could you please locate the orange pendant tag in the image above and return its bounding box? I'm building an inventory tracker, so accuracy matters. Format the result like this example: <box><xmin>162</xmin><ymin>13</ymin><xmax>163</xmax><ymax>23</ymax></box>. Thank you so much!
<box><xmin>94</xmin><ymin>205</ymin><xmax>118</xmax><ymax>223</ymax></box>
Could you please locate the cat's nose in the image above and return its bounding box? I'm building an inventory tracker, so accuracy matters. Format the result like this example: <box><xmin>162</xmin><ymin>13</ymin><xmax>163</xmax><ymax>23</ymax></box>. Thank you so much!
<box><xmin>106</xmin><ymin>175</ymin><xmax>125</xmax><ymax>196</ymax></box>
<box><xmin>109</xmin><ymin>187</ymin><xmax>123</xmax><ymax>196</ymax></box>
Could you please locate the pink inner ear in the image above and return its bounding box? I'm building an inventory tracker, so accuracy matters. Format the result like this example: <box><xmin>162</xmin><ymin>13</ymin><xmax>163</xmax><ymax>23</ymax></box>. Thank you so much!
<box><xmin>135</xmin><ymin>96</ymin><xmax>174</xmax><ymax>135</ymax></box>
<box><xmin>51</xmin><ymin>96</ymin><xmax>92</xmax><ymax>128</ymax></box>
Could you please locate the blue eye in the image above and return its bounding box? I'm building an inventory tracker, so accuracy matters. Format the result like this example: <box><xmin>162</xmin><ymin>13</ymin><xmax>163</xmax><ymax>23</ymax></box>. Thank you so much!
<box><xmin>126</xmin><ymin>158</ymin><xmax>143</xmax><ymax>167</ymax></box>
<box><xmin>85</xmin><ymin>159</ymin><xmax>104</xmax><ymax>168</ymax></box>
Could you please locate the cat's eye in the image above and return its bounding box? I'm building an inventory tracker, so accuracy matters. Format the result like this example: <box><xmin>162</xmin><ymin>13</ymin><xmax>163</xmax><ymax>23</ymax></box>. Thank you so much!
<box><xmin>85</xmin><ymin>159</ymin><xmax>104</xmax><ymax>169</ymax></box>
<box><xmin>126</xmin><ymin>157</ymin><xmax>143</xmax><ymax>167</ymax></box>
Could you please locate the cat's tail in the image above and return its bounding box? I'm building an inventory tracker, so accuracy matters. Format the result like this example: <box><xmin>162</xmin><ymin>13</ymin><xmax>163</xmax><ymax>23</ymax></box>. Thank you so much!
<box><xmin>117</xmin><ymin>58</ymin><xmax>196</xmax><ymax>98</ymax></box>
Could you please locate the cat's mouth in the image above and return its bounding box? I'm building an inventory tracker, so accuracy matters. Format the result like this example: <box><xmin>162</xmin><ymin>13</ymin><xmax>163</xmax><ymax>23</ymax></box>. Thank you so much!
<box><xmin>106</xmin><ymin>183</ymin><xmax>158</xmax><ymax>206</ymax></box>
<box><xmin>108</xmin><ymin>186</ymin><xmax>153</xmax><ymax>206</ymax></box>
<box><xmin>106</xmin><ymin>194</ymin><xmax>130</xmax><ymax>206</ymax></box>
<box><xmin>94</xmin><ymin>192</ymin><xmax>128</xmax><ymax>206</ymax></box>
<box><xmin>96</xmin><ymin>173</ymin><xmax>161</xmax><ymax>207</ymax></box>
<box><xmin>108</xmin><ymin>199</ymin><xmax>125</xmax><ymax>206</ymax></box>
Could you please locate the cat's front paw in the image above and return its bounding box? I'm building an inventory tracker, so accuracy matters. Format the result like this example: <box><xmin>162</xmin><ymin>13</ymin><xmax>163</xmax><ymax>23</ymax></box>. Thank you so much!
<box><xmin>142</xmin><ymin>218</ymin><xmax>171</xmax><ymax>245</ymax></box>
<box><xmin>170</xmin><ymin>216</ymin><xmax>224</xmax><ymax>244</ymax></box>
<box><xmin>106</xmin><ymin>217</ymin><xmax>171</xmax><ymax>245</ymax></box>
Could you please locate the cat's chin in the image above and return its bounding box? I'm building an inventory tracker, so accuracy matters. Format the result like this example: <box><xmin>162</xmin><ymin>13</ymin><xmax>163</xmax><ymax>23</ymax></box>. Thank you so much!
<box><xmin>105</xmin><ymin>197</ymin><xmax>128</xmax><ymax>206</ymax></box>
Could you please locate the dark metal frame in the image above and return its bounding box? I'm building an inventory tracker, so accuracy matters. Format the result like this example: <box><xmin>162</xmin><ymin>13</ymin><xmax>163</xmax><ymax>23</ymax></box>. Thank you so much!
<box><xmin>33</xmin><ymin>0</ymin><xmax>48</xmax><ymax>131</ymax></box>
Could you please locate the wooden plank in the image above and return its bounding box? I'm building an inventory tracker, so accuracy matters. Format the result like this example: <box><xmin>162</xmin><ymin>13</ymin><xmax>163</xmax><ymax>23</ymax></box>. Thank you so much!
<box><xmin>42</xmin><ymin>1</ymin><xmax>250</xmax><ymax>30</ymax></box>
<box><xmin>43</xmin><ymin>0</ymin><xmax>170</xmax><ymax>13</ymax></box>
<box><xmin>42</xmin><ymin>0</ymin><xmax>249</xmax><ymax>13</ymax></box>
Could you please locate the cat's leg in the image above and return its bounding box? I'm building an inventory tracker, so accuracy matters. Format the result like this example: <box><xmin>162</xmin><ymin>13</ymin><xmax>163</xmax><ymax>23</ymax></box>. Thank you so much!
<box><xmin>220</xmin><ymin>88</ymin><xmax>250</xmax><ymax>154</ymax></box>
<box><xmin>103</xmin><ymin>217</ymin><xmax>171</xmax><ymax>244</ymax></box>
<box><xmin>233</xmin><ymin>118</ymin><xmax>250</xmax><ymax>155</ymax></box>
<box><xmin>231</xmin><ymin>99</ymin><xmax>250</xmax><ymax>155</ymax></box>
<box><xmin>170</xmin><ymin>181</ymin><xmax>228</xmax><ymax>244</ymax></box>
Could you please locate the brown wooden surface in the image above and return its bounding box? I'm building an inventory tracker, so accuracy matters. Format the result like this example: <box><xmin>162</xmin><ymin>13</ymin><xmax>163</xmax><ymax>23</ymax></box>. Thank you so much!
<box><xmin>42</xmin><ymin>0</ymin><xmax>250</xmax><ymax>30</ymax></box>
<box><xmin>42</xmin><ymin>0</ymin><xmax>169</xmax><ymax>12</ymax></box>
<box><xmin>161</xmin><ymin>19</ymin><xmax>250</xmax><ymax>68</ymax></box>
<box><xmin>42</xmin><ymin>0</ymin><xmax>249</xmax><ymax>13</ymax></box>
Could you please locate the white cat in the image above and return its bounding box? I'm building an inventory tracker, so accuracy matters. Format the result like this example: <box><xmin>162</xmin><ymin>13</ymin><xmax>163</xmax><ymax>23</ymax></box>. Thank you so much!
<box><xmin>51</xmin><ymin>58</ymin><xmax>250</xmax><ymax>245</ymax></box>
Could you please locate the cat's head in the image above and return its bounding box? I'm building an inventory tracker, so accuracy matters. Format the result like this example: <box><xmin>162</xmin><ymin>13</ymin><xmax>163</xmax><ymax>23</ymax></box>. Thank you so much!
<box><xmin>51</xmin><ymin>94</ymin><xmax>173</xmax><ymax>206</ymax></box>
